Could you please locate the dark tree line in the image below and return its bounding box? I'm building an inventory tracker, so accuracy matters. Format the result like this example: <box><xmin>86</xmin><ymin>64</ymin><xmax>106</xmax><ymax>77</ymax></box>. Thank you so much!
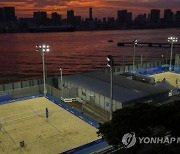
<box><xmin>97</xmin><ymin>100</ymin><xmax>180</xmax><ymax>154</ymax></box>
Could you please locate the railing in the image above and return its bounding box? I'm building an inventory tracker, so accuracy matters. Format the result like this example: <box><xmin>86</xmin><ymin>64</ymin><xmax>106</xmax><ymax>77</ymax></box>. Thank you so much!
<box><xmin>117</xmin><ymin>42</ymin><xmax>180</xmax><ymax>48</ymax></box>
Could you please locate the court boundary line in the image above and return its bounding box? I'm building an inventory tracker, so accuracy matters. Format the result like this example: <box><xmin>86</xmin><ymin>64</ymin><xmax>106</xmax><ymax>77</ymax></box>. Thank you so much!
<box><xmin>1</xmin><ymin>126</ymin><xmax>17</xmax><ymax>147</ymax></box>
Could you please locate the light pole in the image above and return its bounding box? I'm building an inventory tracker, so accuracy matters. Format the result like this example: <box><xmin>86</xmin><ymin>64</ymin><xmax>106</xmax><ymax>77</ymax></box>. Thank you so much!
<box><xmin>133</xmin><ymin>39</ymin><xmax>138</xmax><ymax>72</ymax></box>
<box><xmin>161</xmin><ymin>54</ymin><xmax>164</xmax><ymax>66</ymax></box>
<box><xmin>107</xmin><ymin>55</ymin><xmax>114</xmax><ymax>121</ymax></box>
<box><xmin>122</xmin><ymin>55</ymin><xmax>125</xmax><ymax>73</ymax></box>
<box><xmin>166</xmin><ymin>51</ymin><xmax>168</xmax><ymax>65</ymax></box>
<box><xmin>141</xmin><ymin>53</ymin><xmax>143</xmax><ymax>68</ymax></box>
<box><xmin>60</xmin><ymin>68</ymin><xmax>63</xmax><ymax>99</ymax></box>
<box><xmin>36</xmin><ymin>45</ymin><xmax>50</xmax><ymax>96</ymax></box>
<box><xmin>168</xmin><ymin>37</ymin><xmax>178</xmax><ymax>71</ymax></box>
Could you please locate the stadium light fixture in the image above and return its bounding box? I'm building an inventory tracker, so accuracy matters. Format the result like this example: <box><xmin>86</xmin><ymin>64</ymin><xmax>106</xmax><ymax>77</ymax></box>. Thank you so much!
<box><xmin>132</xmin><ymin>39</ymin><xmax>138</xmax><ymax>72</ymax></box>
<box><xmin>36</xmin><ymin>44</ymin><xmax>50</xmax><ymax>96</ymax></box>
<box><xmin>106</xmin><ymin>55</ymin><xmax>114</xmax><ymax>120</ymax></box>
<box><xmin>107</xmin><ymin>55</ymin><xmax>114</xmax><ymax>67</ymax></box>
<box><xmin>168</xmin><ymin>37</ymin><xmax>178</xmax><ymax>71</ymax></box>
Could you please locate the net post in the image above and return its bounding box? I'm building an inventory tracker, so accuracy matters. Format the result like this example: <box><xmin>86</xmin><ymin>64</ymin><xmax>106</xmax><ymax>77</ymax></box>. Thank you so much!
<box><xmin>45</xmin><ymin>107</ymin><xmax>49</xmax><ymax>119</ymax></box>
<box><xmin>0</xmin><ymin>120</ymin><xmax>2</xmax><ymax>130</ymax></box>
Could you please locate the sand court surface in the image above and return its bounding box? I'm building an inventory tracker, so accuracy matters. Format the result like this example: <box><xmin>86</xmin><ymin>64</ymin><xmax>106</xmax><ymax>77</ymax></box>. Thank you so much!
<box><xmin>150</xmin><ymin>72</ymin><xmax>180</xmax><ymax>88</ymax></box>
<box><xmin>0</xmin><ymin>97</ymin><xmax>100</xmax><ymax>154</ymax></box>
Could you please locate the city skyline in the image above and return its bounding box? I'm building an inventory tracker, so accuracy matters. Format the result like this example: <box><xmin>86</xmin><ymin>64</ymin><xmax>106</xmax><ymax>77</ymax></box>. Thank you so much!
<box><xmin>1</xmin><ymin>0</ymin><xmax>180</xmax><ymax>18</ymax></box>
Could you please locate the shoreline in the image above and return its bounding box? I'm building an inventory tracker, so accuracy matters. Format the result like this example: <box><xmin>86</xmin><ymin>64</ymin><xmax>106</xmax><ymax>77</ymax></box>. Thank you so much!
<box><xmin>0</xmin><ymin>27</ymin><xmax>179</xmax><ymax>34</ymax></box>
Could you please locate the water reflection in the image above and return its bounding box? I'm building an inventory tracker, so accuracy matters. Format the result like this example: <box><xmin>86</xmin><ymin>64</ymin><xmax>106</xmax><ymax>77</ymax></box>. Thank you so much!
<box><xmin>0</xmin><ymin>28</ymin><xmax>179</xmax><ymax>82</ymax></box>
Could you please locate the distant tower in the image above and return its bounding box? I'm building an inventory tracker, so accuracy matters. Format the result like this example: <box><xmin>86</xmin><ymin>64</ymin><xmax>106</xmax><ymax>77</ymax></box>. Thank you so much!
<box><xmin>51</xmin><ymin>12</ymin><xmax>61</xmax><ymax>25</ymax></box>
<box><xmin>164</xmin><ymin>9</ymin><xmax>173</xmax><ymax>22</ymax></box>
<box><xmin>0</xmin><ymin>8</ymin><xmax>3</xmax><ymax>22</ymax></box>
<box><xmin>150</xmin><ymin>9</ymin><xmax>160</xmax><ymax>23</ymax></box>
<box><xmin>33</xmin><ymin>11</ymin><xmax>47</xmax><ymax>26</ymax></box>
<box><xmin>2</xmin><ymin>7</ymin><xmax>16</xmax><ymax>22</ymax></box>
<box><xmin>175</xmin><ymin>11</ymin><xmax>180</xmax><ymax>25</ymax></box>
<box><xmin>67</xmin><ymin>10</ymin><xmax>74</xmax><ymax>25</ymax></box>
<box><xmin>89</xmin><ymin>7</ymin><xmax>93</xmax><ymax>21</ymax></box>
<box><xmin>117</xmin><ymin>10</ymin><xmax>128</xmax><ymax>24</ymax></box>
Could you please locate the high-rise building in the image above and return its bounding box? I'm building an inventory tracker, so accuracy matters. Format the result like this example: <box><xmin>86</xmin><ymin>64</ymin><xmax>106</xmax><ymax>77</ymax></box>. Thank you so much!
<box><xmin>164</xmin><ymin>9</ymin><xmax>173</xmax><ymax>22</ymax></box>
<box><xmin>174</xmin><ymin>11</ymin><xmax>180</xmax><ymax>25</ymax></box>
<box><xmin>33</xmin><ymin>11</ymin><xmax>48</xmax><ymax>26</ymax></box>
<box><xmin>117</xmin><ymin>10</ymin><xmax>132</xmax><ymax>24</ymax></box>
<box><xmin>103</xmin><ymin>17</ymin><xmax>106</xmax><ymax>23</ymax></box>
<box><xmin>51</xmin><ymin>12</ymin><xmax>61</xmax><ymax>25</ymax></box>
<box><xmin>127</xmin><ymin>12</ymin><xmax>132</xmax><ymax>23</ymax></box>
<box><xmin>0</xmin><ymin>8</ymin><xmax>3</xmax><ymax>22</ymax></box>
<box><xmin>117</xmin><ymin>10</ymin><xmax>127</xmax><ymax>24</ymax></box>
<box><xmin>67</xmin><ymin>10</ymin><xmax>74</xmax><ymax>25</ymax></box>
<box><xmin>89</xmin><ymin>8</ymin><xmax>93</xmax><ymax>21</ymax></box>
<box><xmin>135</xmin><ymin>14</ymin><xmax>146</xmax><ymax>25</ymax></box>
<box><xmin>107</xmin><ymin>17</ymin><xmax>115</xmax><ymax>28</ymax></box>
<box><xmin>0</xmin><ymin>7</ymin><xmax>16</xmax><ymax>22</ymax></box>
<box><xmin>74</xmin><ymin>16</ymin><xmax>81</xmax><ymax>28</ymax></box>
<box><xmin>107</xmin><ymin>17</ymin><xmax>115</xmax><ymax>23</ymax></box>
<box><xmin>150</xmin><ymin>9</ymin><xmax>160</xmax><ymax>23</ymax></box>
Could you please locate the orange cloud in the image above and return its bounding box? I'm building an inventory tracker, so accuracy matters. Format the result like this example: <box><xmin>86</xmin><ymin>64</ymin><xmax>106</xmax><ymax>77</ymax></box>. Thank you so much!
<box><xmin>0</xmin><ymin>0</ymin><xmax>180</xmax><ymax>18</ymax></box>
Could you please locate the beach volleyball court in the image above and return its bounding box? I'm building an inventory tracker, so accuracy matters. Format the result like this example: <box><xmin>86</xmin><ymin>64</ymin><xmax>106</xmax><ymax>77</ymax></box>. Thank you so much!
<box><xmin>0</xmin><ymin>97</ymin><xmax>99</xmax><ymax>154</ymax></box>
<box><xmin>150</xmin><ymin>72</ymin><xmax>180</xmax><ymax>88</ymax></box>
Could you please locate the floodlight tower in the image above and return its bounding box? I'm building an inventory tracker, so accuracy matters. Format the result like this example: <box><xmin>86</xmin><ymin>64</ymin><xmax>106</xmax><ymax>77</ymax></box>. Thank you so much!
<box><xmin>36</xmin><ymin>45</ymin><xmax>50</xmax><ymax>96</ymax></box>
<box><xmin>107</xmin><ymin>55</ymin><xmax>114</xmax><ymax>120</ymax></box>
<box><xmin>168</xmin><ymin>37</ymin><xmax>178</xmax><ymax>71</ymax></box>
<box><xmin>60</xmin><ymin>68</ymin><xmax>63</xmax><ymax>98</ymax></box>
<box><xmin>133</xmin><ymin>39</ymin><xmax>138</xmax><ymax>72</ymax></box>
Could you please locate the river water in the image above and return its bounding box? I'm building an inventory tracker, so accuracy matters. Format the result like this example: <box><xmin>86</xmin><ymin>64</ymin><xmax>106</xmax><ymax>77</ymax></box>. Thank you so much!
<box><xmin>0</xmin><ymin>28</ymin><xmax>179</xmax><ymax>83</ymax></box>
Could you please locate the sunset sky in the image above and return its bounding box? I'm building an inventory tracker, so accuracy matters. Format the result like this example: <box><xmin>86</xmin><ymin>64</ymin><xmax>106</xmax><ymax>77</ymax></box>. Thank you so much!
<box><xmin>1</xmin><ymin>0</ymin><xmax>180</xmax><ymax>19</ymax></box>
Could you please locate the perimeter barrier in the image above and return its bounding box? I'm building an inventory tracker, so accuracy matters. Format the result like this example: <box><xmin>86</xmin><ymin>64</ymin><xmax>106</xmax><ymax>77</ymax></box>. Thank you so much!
<box><xmin>174</xmin><ymin>66</ymin><xmax>180</xmax><ymax>73</ymax></box>
<box><xmin>0</xmin><ymin>94</ymin><xmax>12</xmax><ymax>103</ymax></box>
<box><xmin>136</xmin><ymin>65</ymin><xmax>169</xmax><ymax>75</ymax></box>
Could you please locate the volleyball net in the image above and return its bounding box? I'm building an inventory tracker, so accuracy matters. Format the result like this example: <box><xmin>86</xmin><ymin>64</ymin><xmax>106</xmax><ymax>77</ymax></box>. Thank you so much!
<box><xmin>0</xmin><ymin>108</ymin><xmax>48</xmax><ymax>127</ymax></box>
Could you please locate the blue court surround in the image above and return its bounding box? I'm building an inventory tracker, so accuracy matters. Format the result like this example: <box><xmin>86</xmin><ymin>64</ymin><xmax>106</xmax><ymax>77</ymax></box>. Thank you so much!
<box><xmin>0</xmin><ymin>94</ymin><xmax>13</xmax><ymax>103</ymax></box>
<box><xmin>61</xmin><ymin>138</ymin><xmax>108</xmax><ymax>154</ymax></box>
<box><xmin>136</xmin><ymin>65</ymin><xmax>180</xmax><ymax>76</ymax></box>
<box><xmin>0</xmin><ymin>94</ymin><xmax>42</xmax><ymax>105</ymax></box>
<box><xmin>135</xmin><ymin>66</ymin><xmax>170</xmax><ymax>75</ymax></box>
